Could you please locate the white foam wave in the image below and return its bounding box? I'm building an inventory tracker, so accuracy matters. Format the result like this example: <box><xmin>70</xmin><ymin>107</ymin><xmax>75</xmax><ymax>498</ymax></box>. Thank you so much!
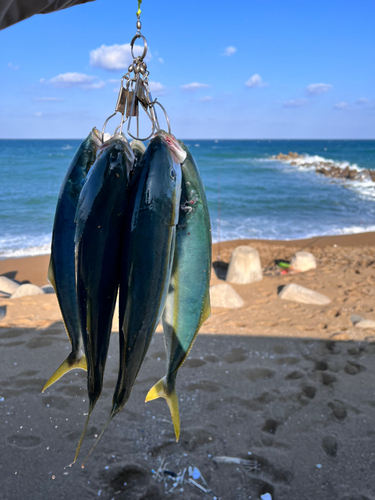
<box><xmin>343</xmin><ymin>179</ymin><xmax>375</xmax><ymax>201</ymax></box>
<box><xmin>274</xmin><ymin>153</ymin><xmax>362</xmax><ymax>172</ymax></box>
<box><xmin>0</xmin><ymin>243</ymin><xmax>51</xmax><ymax>259</ymax></box>
<box><xmin>62</xmin><ymin>145</ymin><xmax>73</xmax><ymax>150</ymax></box>
<box><xmin>332</xmin><ymin>225</ymin><xmax>375</xmax><ymax>235</ymax></box>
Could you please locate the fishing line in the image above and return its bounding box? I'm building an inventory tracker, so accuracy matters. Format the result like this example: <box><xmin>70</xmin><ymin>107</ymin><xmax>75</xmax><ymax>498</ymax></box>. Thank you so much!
<box><xmin>137</xmin><ymin>0</ymin><xmax>142</xmax><ymax>16</ymax></box>
<box><xmin>217</xmin><ymin>159</ymin><xmax>221</xmax><ymax>261</ymax></box>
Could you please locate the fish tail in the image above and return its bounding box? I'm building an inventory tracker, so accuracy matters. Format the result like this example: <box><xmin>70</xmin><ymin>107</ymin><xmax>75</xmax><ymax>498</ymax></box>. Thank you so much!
<box><xmin>145</xmin><ymin>377</ymin><xmax>180</xmax><ymax>442</ymax></box>
<box><xmin>65</xmin><ymin>405</ymin><xmax>93</xmax><ymax>468</ymax></box>
<box><xmin>81</xmin><ymin>409</ymin><xmax>116</xmax><ymax>469</ymax></box>
<box><xmin>42</xmin><ymin>354</ymin><xmax>87</xmax><ymax>393</ymax></box>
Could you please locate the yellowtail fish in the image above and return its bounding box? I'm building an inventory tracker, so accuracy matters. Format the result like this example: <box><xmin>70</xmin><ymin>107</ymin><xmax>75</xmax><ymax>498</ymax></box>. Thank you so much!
<box><xmin>43</xmin><ymin>128</ymin><xmax>102</xmax><ymax>393</ymax></box>
<box><xmin>72</xmin><ymin>134</ymin><xmax>134</xmax><ymax>464</ymax></box>
<box><xmin>81</xmin><ymin>131</ymin><xmax>186</xmax><ymax>465</ymax></box>
<box><xmin>146</xmin><ymin>140</ymin><xmax>212</xmax><ymax>441</ymax></box>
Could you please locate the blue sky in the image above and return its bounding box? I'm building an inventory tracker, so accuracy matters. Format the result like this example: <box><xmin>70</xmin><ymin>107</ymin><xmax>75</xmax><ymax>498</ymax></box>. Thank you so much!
<box><xmin>0</xmin><ymin>0</ymin><xmax>374</xmax><ymax>139</ymax></box>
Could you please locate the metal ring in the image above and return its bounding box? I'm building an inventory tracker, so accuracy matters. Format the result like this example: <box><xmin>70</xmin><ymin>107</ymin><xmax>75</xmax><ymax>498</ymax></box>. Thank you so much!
<box><xmin>130</xmin><ymin>34</ymin><xmax>148</xmax><ymax>61</ymax></box>
<box><xmin>149</xmin><ymin>100</ymin><xmax>171</xmax><ymax>134</ymax></box>
<box><xmin>101</xmin><ymin>112</ymin><xmax>118</xmax><ymax>139</ymax></box>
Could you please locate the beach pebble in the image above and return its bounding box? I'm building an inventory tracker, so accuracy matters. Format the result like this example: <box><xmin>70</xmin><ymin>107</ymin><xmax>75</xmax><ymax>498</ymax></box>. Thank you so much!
<box><xmin>350</xmin><ymin>315</ymin><xmax>375</xmax><ymax>329</ymax></box>
<box><xmin>0</xmin><ymin>276</ymin><xmax>20</xmax><ymax>295</ymax></box>
<box><xmin>41</xmin><ymin>285</ymin><xmax>55</xmax><ymax>294</ymax></box>
<box><xmin>290</xmin><ymin>251</ymin><xmax>317</xmax><ymax>272</ymax></box>
<box><xmin>260</xmin><ymin>494</ymin><xmax>272</xmax><ymax>500</ymax></box>
<box><xmin>11</xmin><ymin>284</ymin><xmax>45</xmax><ymax>299</ymax></box>
<box><xmin>226</xmin><ymin>246</ymin><xmax>262</xmax><ymax>284</ymax></box>
<box><xmin>278</xmin><ymin>283</ymin><xmax>331</xmax><ymax>305</ymax></box>
<box><xmin>210</xmin><ymin>284</ymin><xmax>245</xmax><ymax>308</ymax></box>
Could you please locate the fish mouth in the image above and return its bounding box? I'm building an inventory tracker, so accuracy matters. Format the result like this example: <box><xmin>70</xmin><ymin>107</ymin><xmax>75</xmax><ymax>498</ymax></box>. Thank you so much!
<box><xmin>91</xmin><ymin>127</ymin><xmax>104</xmax><ymax>147</ymax></box>
<box><xmin>155</xmin><ymin>130</ymin><xmax>187</xmax><ymax>164</ymax></box>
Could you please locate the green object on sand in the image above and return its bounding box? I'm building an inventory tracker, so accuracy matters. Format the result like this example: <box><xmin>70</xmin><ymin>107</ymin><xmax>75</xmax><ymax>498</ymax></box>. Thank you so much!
<box><xmin>278</xmin><ymin>261</ymin><xmax>291</xmax><ymax>269</ymax></box>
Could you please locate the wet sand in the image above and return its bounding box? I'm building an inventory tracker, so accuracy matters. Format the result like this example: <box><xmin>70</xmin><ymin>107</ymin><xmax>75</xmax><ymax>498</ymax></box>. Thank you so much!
<box><xmin>1</xmin><ymin>233</ymin><xmax>375</xmax><ymax>499</ymax></box>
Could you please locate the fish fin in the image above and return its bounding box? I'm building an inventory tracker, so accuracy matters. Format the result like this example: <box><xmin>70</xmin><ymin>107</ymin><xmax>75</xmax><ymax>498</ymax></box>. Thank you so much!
<box><xmin>47</xmin><ymin>258</ymin><xmax>56</xmax><ymax>290</ymax></box>
<box><xmin>42</xmin><ymin>354</ymin><xmax>87</xmax><ymax>393</ymax></box>
<box><xmin>200</xmin><ymin>290</ymin><xmax>211</xmax><ymax>326</ymax></box>
<box><xmin>81</xmin><ymin>410</ymin><xmax>116</xmax><ymax>468</ymax></box>
<box><xmin>145</xmin><ymin>377</ymin><xmax>180</xmax><ymax>442</ymax></box>
<box><xmin>70</xmin><ymin>408</ymin><xmax>92</xmax><ymax>466</ymax></box>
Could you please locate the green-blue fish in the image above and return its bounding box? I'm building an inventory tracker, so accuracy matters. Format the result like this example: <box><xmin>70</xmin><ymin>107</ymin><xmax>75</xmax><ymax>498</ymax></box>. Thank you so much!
<box><xmin>43</xmin><ymin>128</ymin><xmax>102</xmax><ymax>393</ymax></box>
<box><xmin>146</xmin><ymin>140</ymin><xmax>212</xmax><ymax>441</ymax></box>
<box><xmin>82</xmin><ymin>131</ymin><xmax>186</xmax><ymax>464</ymax></box>
<box><xmin>73</xmin><ymin>134</ymin><xmax>134</xmax><ymax>463</ymax></box>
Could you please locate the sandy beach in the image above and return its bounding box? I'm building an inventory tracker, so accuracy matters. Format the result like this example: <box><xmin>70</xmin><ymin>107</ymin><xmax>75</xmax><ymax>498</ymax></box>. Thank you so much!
<box><xmin>1</xmin><ymin>233</ymin><xmax>375</xmax><ymax>499</ymax></box>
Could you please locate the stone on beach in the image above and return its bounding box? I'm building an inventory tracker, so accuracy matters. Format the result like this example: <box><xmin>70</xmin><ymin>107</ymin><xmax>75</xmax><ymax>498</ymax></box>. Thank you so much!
<box><xmin>0</xmin><ymin>305</ymin><xmax>6</xmax><ymax>320</ymax></box>
<box><xmin>351</xmin><ymin>315</ymin><xmax>375</xmax><ymax>329</ymax></box>
<box><xmin>290</xmin><ymin>251</ymin><xmax>317</xmax><ymax>272</ymax></box>
<box><xmin>279</xmin><ymin>283</ymin><xmax>331</xmax><ymax>305</ymax></box>
<box><xmin>0</xmin><ymin>276</ymin><xmax>20</xmax><ymax>295</ymax></box>
<box><xmin>41</xmin><ymin>285</ymin><xmax>55</xmax><ymax>294</ymax></box>
<box><xmin>11</xmin><ymin>283</ymin><xmax>45</xmax><ymax>299</ymax></box>
<box><xmin>210</xmin><ymin>284</ymin><xmax>245</xmax><ymax>308</ymax></box>
<box><xmin>226</xmin><ymin>246</ymin><xmax>262</xmax><ymax>284</ymax></box>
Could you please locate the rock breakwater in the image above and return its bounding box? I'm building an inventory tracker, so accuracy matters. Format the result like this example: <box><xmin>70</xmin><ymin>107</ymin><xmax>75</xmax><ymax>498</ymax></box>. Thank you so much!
<box><xmin>273</xmin><ymin>152</ymin><xmax>375</xmax><ymax>182</ymax></box>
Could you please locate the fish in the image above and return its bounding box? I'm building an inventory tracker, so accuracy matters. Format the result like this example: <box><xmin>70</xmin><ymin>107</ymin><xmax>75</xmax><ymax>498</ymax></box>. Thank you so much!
<box><xmin>43</xmin><ymin>128</ymin><xmax>102</xmax><ymax>393</ymax></box>
<box><xmin>130</xmin><ymin>139</ymin><xmax>146</xmax><ymax>169</ymax></box>
<box><xmin>81</xmin><ymin>131</ymin><xmax>186</xmax><ymax>464</ymax></box>
<box><xmin>72</xmin><ymin>133</ymin><xmax>134</xmax><ymax>463</ymax></box>
<box><xmin>146</xmin><ymin>140</ymin><xmax>212</xmax><ymax>441</ymax></box>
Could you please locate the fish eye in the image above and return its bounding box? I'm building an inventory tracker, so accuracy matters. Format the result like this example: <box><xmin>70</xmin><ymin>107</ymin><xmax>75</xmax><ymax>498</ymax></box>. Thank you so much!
<box><xmin>170</xmin><ymin>168</ymin><xmax>176</xmax><ymax>180</ymax></box>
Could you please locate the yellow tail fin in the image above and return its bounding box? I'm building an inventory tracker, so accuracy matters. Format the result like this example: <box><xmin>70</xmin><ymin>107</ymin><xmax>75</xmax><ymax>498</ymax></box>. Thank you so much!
<box><xmin>42</xmin><ymin>354</ymin><xmax>87</xmax><ymax>393</ymax></box>
<box><xmin>145</xmin><ymin>377</ymin><xmax>180</xmax><ymax>441</ymax></box>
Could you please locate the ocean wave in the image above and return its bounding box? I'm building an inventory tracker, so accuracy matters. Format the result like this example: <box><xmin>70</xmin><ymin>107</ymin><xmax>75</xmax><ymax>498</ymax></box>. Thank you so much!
<box><xmin>0</xmin><ymin>234</ymin><xmax>51</xmax><ymax>259</ymax></box>
<box><xmin>332</xmin><ymin>225</ymin><xmax>375</xmax><ymax>235</ymax></box>
<box><xmin>273</xmin><ymin>152</ymin><xmax>362</xmax><ymax>172</ymax></box>
<box><xmin>0</xmin><ymin>244</ymin><xmax>51</xmax><ymax>259</ymax></box>
<box><xmin>210</xmin><ymin>217</ymin><xmax>375</xmax><ymax>243</ymax></box>
<box><xmin>272</xmin><ymin>152</ymin><xmax>375</xmax><ymax>201</ymax></box>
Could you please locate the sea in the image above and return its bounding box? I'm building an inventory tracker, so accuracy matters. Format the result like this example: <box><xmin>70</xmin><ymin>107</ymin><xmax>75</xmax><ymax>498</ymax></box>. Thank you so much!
<box><xmin>0</xmin><ymin>139</ymin><xmax>374</xmax><ymax>259</ymax></box>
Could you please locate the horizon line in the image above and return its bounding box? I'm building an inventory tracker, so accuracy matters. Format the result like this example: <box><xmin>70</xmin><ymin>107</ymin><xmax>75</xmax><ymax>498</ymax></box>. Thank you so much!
<box><xmin>0</xmin><ymin>138</ymin><xmax>374</xmax><ymax>141</ymax></box>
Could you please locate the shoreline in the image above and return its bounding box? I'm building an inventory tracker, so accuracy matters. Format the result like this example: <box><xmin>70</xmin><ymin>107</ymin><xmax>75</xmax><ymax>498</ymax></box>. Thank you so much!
<box><xmin>1</xmin><ymin>232</ymin><xmax>375</xmax><ymax>287</ymax></box>
<box><xmin>1</xmin><ymin>231</ymin><xmax>375</xmax><ymax>337</ymax></box>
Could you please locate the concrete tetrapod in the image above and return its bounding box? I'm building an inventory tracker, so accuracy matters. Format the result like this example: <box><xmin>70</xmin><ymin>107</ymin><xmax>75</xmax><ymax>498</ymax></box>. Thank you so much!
<box><xmin>278</xmin><ymin>283</ymin><xmax>331</xmax><ymax>305</ymax></box>
<box><xmin>210</xmin><ymin>283</ymin><xmax>245</xmax><ymax>308</ymax></box>
<box><xmin>226</xmin><ymin>246</ymin><xmax>262</xmax><ymax>284</ymax></box>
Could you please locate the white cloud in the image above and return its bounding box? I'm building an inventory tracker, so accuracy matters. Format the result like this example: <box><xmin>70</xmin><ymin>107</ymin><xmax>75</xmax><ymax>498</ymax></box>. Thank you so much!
<box><xmin>245</xmin><ymin>74</ymin><xmax>268</xmax><ymax>88</ymax></box>
<box><xmin>222</xmin><ymin>46</ymin><xmax>237</xmax><ymax>56</ymax></box>
<box><xmin>49</xmin><ymin>73</ymin><xmax>105</xmax><ymax>89</ymax></box>
<box><xmin>305</xmin><ymin>83</ymin><xmax>332</xmax><ymax>96</ymax></box>
<box><xmin>181</xmin><ymin>82</ymin><xmax>210</xmax><ymax>92</ymax></box>
<box><xmin>107</xmin><ymin>79</ymin><xmax>120</xmax><ymax>84</ymax></box>
<box><xmin>356</xmin><ymin>98</ymin><xmax>368</xmax><ymax>105</ymax></box>
<box><xmin>334</xmin><ymin>102</ymin><xmax>348</xmax><ymax>109</ymax></box>
<box><xmin>90</xmin><ymin>44</ymin><xmax>151</xmax><ymax>71</ymax></box>
<box><xmin>149</xmin><ymin>81</ymin><xmax>166</xmax><ymax>96</ymax></box>
<box><xmin>33</xmin><ymin>97</ymin><xmax>63</xmax><ymax>102</ymax></box>
<box><xmin>158</xmin><ymin>57</ymin><xmax>164</xmax><ymax>64</ymax></box>
<box><xmin>199</xmin><ymin>96</ymin><xmax>213</xmax><ymax>102</ymax></box>
<box><xmin>8</xmin><ymin>63</ymin><xmax>20</xmax><ymax>71</ymax></box>
<box><xmin>283</xmin><ymin>99</ymin><xmax>308</xmax><ymax>108</ymax></box>
<box><xmin>34</xmin><ymin>112</ymin><xmax>43</xmax><ymax>117</ymax></box>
